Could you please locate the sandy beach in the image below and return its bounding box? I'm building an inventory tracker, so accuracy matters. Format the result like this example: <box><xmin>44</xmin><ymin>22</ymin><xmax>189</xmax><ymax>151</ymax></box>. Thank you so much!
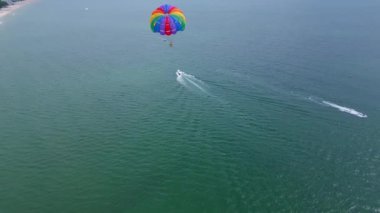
<box><xmin>0</xmin><ymin>0</ymin><xmax>31</xmax><ymax>19</ymax></box>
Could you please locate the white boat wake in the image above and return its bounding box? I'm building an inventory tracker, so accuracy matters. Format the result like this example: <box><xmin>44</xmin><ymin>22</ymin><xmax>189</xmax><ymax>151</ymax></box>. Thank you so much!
<box><xmin>322</xmin><ymin>101</ymin><xmax>367</xmax><ymax>118</ymax></box>
<box><xmin>176</xmin><ymin>70</ymin><xmax>210</xmax><ymax>96</ymax></box>
<box><xmin>308</xmin><ymin>97</ymin><xmax>367</xmax><ymax>118</ymax></box>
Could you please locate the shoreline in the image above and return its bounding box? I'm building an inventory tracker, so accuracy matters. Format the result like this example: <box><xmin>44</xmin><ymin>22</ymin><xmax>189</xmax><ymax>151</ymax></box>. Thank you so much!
<box><xmin>0</xmin><ymin>0</ymin><xmax>32</xmax><ymax>20</ymax></box>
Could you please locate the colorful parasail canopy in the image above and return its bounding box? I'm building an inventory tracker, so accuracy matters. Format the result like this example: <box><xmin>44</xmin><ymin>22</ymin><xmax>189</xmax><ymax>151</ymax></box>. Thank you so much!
<box><xmin>150</xmin><ymin>4</ymin><xmax>186</xmax><ymax>36</ymax></box>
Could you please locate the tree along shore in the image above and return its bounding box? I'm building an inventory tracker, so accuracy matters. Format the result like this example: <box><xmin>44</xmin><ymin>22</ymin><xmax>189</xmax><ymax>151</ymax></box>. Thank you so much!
<box><xmin>0</xmin><ymin>0</ymin><xmax>25</xmax><ymax>9</ymax></box>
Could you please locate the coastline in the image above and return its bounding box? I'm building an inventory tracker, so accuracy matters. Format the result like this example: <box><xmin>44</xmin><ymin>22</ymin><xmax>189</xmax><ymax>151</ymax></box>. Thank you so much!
<box><xmin>0</xmin><ymin>0</ymin><xmax>32</xmax><ymax>19</ymax></box>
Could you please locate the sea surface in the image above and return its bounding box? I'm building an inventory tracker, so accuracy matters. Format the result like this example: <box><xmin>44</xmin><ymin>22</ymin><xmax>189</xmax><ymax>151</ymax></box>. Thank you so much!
<box><xmin>1</xmin><ymin>0</ymin><xmax>380</xmax><ymax>212</ymax></box>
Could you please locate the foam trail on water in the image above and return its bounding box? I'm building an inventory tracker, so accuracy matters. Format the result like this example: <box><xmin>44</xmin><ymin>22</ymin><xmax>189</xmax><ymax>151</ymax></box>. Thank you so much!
<box><xmin>307</xmin><ymin>96</ymin><xmax>324</xmax><ymax>105</ymax></box>
<box><xmin>307</xmin><ymin>96</ymin><xmax>367</xmax><ymax>118</ymax></box>
<box><xmin>176</xmin><ymin>70</ymin><xmax>210</xmax><ymax>96</ymax></box>
<box><xmin>176</xmin><ymin>74</ymin><xmax>190</xmax><ymax>89</ymax></box>
<box><xmin>185</xmin><ymin>77</ymin><xmax>208</xmax><ymax>94</ymax></box>
<box><xmin>322</xmin><ymin>101</ymin><xmax>367</xmax><ymax>118</ymax></box>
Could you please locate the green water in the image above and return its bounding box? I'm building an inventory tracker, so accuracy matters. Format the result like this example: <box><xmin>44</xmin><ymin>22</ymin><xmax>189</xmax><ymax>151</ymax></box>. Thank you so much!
<box><xmin>1</xmin><ymin>0</ymin><xmax>380</xmax><ymax>212</ymax></box>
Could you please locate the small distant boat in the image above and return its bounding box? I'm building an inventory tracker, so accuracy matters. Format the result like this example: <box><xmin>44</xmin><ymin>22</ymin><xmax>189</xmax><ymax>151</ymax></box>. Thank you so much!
<box><xmin>176</xmin><ymin>70</ymin><xmax>184</xmax><ymax>77</ymax></box>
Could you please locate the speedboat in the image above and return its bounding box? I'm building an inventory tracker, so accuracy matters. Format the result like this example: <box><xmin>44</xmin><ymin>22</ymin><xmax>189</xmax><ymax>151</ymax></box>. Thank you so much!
<box><xmin>176</xmin><ymin>70</ymin><xmax>184</xmax><ymax>77</ymax></box>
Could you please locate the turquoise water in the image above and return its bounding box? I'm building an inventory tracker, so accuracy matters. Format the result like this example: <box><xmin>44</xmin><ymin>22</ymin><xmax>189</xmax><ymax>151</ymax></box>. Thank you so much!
<box><xmin>1</xmin><ymin>0</ymin><xmax>380</xmax><ymax>212</ymax></box>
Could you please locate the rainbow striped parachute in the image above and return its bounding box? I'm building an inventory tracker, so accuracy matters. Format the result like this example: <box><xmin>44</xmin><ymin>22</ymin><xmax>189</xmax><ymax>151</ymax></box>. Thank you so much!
<box><xmin>150</xmin><ymin>4</ymin><xmax>186</xmax><ymax>36</ymax></box>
